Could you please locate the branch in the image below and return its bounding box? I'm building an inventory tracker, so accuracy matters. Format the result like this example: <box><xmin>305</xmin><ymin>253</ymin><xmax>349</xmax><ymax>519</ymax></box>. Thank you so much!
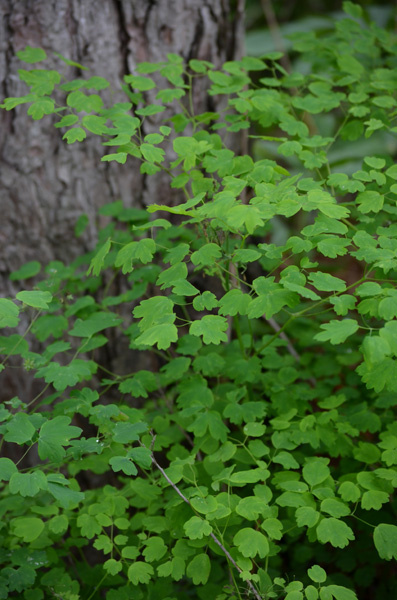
<box><xmin>144</xmin><ymin>440</ymin><xmax>263</xmax><ymax>600</ymax></box>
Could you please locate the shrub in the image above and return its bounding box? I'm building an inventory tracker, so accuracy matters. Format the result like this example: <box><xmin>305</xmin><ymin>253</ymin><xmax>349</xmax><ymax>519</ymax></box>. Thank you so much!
<box><xmin>1</xmin><ymin>3</ymin><xmax>397</xmax><ymax>599</ymax></box>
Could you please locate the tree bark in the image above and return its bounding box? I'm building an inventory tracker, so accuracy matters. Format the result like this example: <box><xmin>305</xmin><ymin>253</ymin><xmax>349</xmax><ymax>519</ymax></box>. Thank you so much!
<box><xmin>0</xmin><ymin>0</ymin><xmax>244</xmax><ymax>286</ymax></box>
<box><xmin>0</xmin><ymin>0</ymin><xmax>244</xmax><ymax>400</ymax></box>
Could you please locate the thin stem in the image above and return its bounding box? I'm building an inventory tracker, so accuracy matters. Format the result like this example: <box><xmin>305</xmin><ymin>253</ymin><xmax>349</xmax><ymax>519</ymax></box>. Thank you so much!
<box><xmin>26</xmin><ymin>383</ymin><xmax>51</xmax><ymax>410</ymax></box>
<box><xmin>16</xmin><ymin>445</ymin><xmax>33</xmax><ymax>466</ymax></box>
<box><xmin>1</xmin><ymin>310</ymin><xmax>41</xmax><ymax>367</ymax></box>
<box><xmin>85</xmin><ymin>572</ymin><xmax>107</xmax><ymax>600</ymax></box>
<box><xmin>145</xmin><ymin>440</ymin><xmax>263</xmax><ymax>600</ymax></box>
<box><xmin>256</xmin><ymin>316</ymin><xmax>294</xmax><ymax>354</ymax></box>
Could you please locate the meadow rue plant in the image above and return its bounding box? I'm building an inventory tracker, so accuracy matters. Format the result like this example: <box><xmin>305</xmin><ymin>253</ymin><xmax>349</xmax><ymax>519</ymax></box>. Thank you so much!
<box><xmin>1</xmin><ymin>3</ymin><xmax>397</xmax><ymax>599</ymax></box>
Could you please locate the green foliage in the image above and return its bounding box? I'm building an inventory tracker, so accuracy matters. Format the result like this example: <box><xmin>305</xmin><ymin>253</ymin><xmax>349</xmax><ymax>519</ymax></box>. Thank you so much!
<box><xmin>1</xmin><ymin>5</ymin><xmax>397</xmax><ymax>599</ymax></box>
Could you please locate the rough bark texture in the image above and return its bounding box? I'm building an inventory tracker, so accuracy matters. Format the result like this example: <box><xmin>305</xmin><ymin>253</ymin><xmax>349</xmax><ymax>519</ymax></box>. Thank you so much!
<box><xmin>0</xmin><ymin>0</ymin><xmax>244</xmax><ymax>401</ymax></box>
<box><xmin>0</xmin><ymin>0</ymin><xmax>244</xmax><ymax>288</ymax></box>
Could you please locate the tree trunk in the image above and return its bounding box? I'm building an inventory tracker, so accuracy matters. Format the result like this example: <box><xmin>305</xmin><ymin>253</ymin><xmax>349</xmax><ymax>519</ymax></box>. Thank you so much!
<box><xmin>0</xmin><ymin>0</ymin><xmax>244</xmax><ymax>399</ymax></box>
<box><xmin>0</xmin><ymin>0</ymin><xmax>244</xmax><ymax>284</ymax></box>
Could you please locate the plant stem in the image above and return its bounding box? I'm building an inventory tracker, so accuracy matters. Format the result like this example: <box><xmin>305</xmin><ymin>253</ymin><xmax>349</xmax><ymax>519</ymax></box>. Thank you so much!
<box><xmin>145</xmin><ymin>441</ymin><xmax>263</xmax><ymax>600</ymax></box>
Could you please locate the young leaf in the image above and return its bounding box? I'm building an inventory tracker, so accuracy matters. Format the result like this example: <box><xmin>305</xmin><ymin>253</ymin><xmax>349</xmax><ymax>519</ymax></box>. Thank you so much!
<box><xmin>316</xmin><ymin>518</ymin><xmax>355</xmax><ymax>548</ymax></box>
<box><xmin>0</xmin><ymin>458</ymin><xmax>17</xmax><ymax>481</ymax></box>
<box><xmin>17</xmin><ymin>46</ymin><xmax>47</xmax><ymax>63</ymax></box>
<box><xmin>10</xmin><ymin>261</ymin><xmax>41</xmax><ymax>281</ymax></box>
<box><xmin>0</xmin><ymin>298</ymin><xmax>19</xmax><ymax>328</ymax></box>
<box><xmin>4</xmin><ymin>413</ymin><xmax>35</xmax><ymax>444</ymax></box>
<box><xmin>12</xmin><ymin>517</ymin><xmax>44</xmax><ymax>542</ymax></box>
<box><xmin>115</xmin><ymin>239</ymin><xmax>156</xmax><ymax>274</ymax></box>
<box><xmin>183</xmin><ymin>516</ymin><xmax>212</xmax><ymax>540</ymax></box>
<box><xmin>109</xmin><ymin>456</ymin><xmax>138</xmax><ymax>476</ymax></box>
<box><xmin>314</xmin><ymin>319</ymin><xmax>359</xmax><ymax>345</ymax></box>
<box><xmin>186</xmin><ymin>554</ymin><xmax>211</xmax><ymax>585</ymax></box>
<box><xmin>302</xmin><ymin>461</ymin><xmax>330</xmax><ymax>486</ymax></box>
<box><xmin>373</xmin><ymin>524</ymin><xmax>397</xmax><ymax>560</ymax></box>
<box><xmin>189</xmin><ymin>315</ymin><xmax>228</xmax><ymax>344</ymax></box>
<box><xmin>87</xmin><ymin>238</ymin><xmax>111</xmax><ymax>276</ymax></box>
<box><xmin>233</xmin><ymin>528</ymin><xmax>270</xmax><ymax>558</ymax></box>
<box><xmin>127</xmin><ymin>562</ymin><xmax>154</xmax><ymax>585</ymax></box>
<box><xmin>9</xmin><ymin>471</ymin><xmax>48</xmax><ymax>497</ymax></box>
<box><xmin>38</xmin><ymin>416</ymin><xmax>82</xmax><ymax>462</ymax></box>
<box><xmin>308</xmin><ymin>273</ymin><xmax>346</xmax><ymax>293</ymax></box>
<box><xmin>69</xmin><ymin>312</ymin><xmax>122</xmax><ymax>337</ymax></box>
<box><xmin>308</xmin><ymin>565</ymin><xmax>327</xmax><ymax>583</ymax></box>
<box><xmin>16</xmin><ymin>291</ymin><xmax>52</xmax><ymax>309</ymax></box>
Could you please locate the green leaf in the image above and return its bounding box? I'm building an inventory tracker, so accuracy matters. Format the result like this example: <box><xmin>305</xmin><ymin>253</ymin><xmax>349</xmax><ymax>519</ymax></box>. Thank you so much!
<box><xmin>48</xmin><ymin>514</ymin><xmax>69</xmax><ymax>534</ymax></box>
<box><xmin>127</xmin><ymin>562</ymin><xmax>154</xmax><ymax>585</ymax></box>
<box><xmin>361</xmin><ymin>490</ymin><xmax>390</xmax><ymax>510</ymax></box>
<box><xmin>38</xmin><ymin>416</ymin><xmax>82</xmax><ymax>462</ymax></box>
<box><xmin>190</xmin><ymin>315</ymin><xmax>228</xmax><ymax>344</ymax></box>
<box><xmin>248</xmin><ymin>277</ymin><xmax>298</xmax><ymax>319</ymax></box>
<box><xmin>191</xmin><ymin>243</ymin><xmax>222</xmax><ymax>267</ymax></box>
<box><xmin>378</xmin><ymin>293</ymin><xmax>397</xmax><ymax>320</ymax></box>
<box><xmin>236</xmin><ymin>496</ymin><xmax>265</xmax><ymax>520</ymax></box>
<box><xmin>104</xmin><ymin>559</ymin><xmax>123</xmax><ymax>576</ymax></box>
<box><xmin>125</xmin><ymin>75</ymin><xmax>156</xmax><ymax>91</ymax></box>
<box><xmin>190</xmin><ymin>495</ymin><xmax>217</xmax><ymax>514</ymax></box>
<box><xmin>303</xmin><ymin>461</ymin><xmax>330</xmax><ymax>486</ymax></box>
<box><xmin>140</xmin><ymin>143</ymin><xmax>165</xmax><ymax>164</ymax></box>
<box><xmin>330</xmin><ymin>295</ymin><xmax>356</xmax><ymax>316</ymax></box>
<box><xmin>17</xmin><ymin>46</ymin><xmax>47</xmax><ymax>63</ymax></box>
<box><xmin>11</xmin><ymin>517</ymin><xmax>44</xmax><ymax>543</ymax></box>
<box><xmin>356</xmin><ymin>191</ymin><xmax>384</xmax><ymax>214</ymax></box>
<box><xmin>186</xmin><ymin>554</ymin><xmax>211</xmax><ymax>585</ymax></box>
<box><xmin>16</xmin><ymin>291</ymin><xmax>52</xmax><ymax>309</ymax></box>
<box><xmin>77</xmin><ymin>513</ymin><xmax>102</xmax><ymax>538</ymax></box>
<box><xmin>115</xmin><ymin>239</ymin><xmax>156</xmax><ymax>273</ymax></box>
<box><xmin>47</xmin><ymin>482</ymin><xmax>84</xmax><ymax>508</ymax></box>
<box><xmin>82</xmin><ymin>114</ymin><xmax>108</xmax><ymax>133</ymax></box>
<box><xmin>315</xmin><ymin>319</ymin><xmax>359</xmax><ymax>345</ymax></box>
<box><xmin>135</xmin><ymin>323</ymin><xmax>178</xmax><ymax>350</ymax></box>
<box><xmin>321</xmin><ymin>585</ymin><xmax>357</xmax><ymax>600</ymax></box>
<box><xmin>101</xmin><ymin>152</ymin><xmax>127</xmax><ymax>164</ymax></box>
<box><xmin>338</xmin><ymin>481</ymin><xmax>361</xmax><ymax>502</ymax></box>
<box><xmin>10</xmin><ymin>261</ymin><xmax>41</xmax><ymax>281</ymax></box>
<box><xmin>157</xmin><ymin>262</ymin><xmax>188</xmax><ymax>289</ymax></box>
<box><xmin>128</xmin><ymin>446</ymin><xmax>152</xmax><ymax>469</ymax></box>
<box><xmin>184</xmin><ymin>516</ymin><xmax>212</xmax><ymax>539</ymax></box>
<box><xmin>317</xmin><ymin>237</ymin><xmax>350</xmax><ymax>258</ymax></box>
<box><xmin>193</xmin><ymin>291</ymin><xmax>219</xmax><ymax>311</ymax></box>
<box><xmin>261</xmin><ymin>518</ymin><xmax>283</xmax><ymax>540</ymax></box>
<box><xmin>27</xmin><ymin>98</ymin><xmax>55</xmax><ymax>120</ymax></box>
<box><xmin>4</xmin><ymin>413</ymin><xmax>35</xmax><ymax>444</ymax></box>
<box><xmin>112</xmin><ymin>421</ymin><xmax>148</xmax><ymax>444</ymax></box>
<box><xmin>233</xmin><ymin>528</ymin><xmax>270</xmax><ymax>558</ymax></box>
<box><xmin>308</xmin><ymin>565</ymin><xmax>327</xmax><ymax>583</ymax></box>
<box><xmin>343</xmin><ymin>1</ymin><xmax>363</xmax><ymax>18</ymax></box>
<box><xmin>0</xmin><ymin>298</ymin><xmax>20</xmax><ymax>327</ymax></box>
<box><xmin>12</xmin><ymin>517</ymin><xmax>44</xmax><ymax>542</ymax></box>
<box><xmin>0</xmin><ymin>457</ymin><xmax>17</xmax><ymax>481</ymax></box>
<box><xmin>316</xmin><ymin>518</ymin><xmax>355</xmax><ymax>548</ymax></box>
<box><xmin>134</xmin><ymin>296</ymin><xmax>177</xmax><ymax>349</ymax></box>
<box><xmin>87</xmin><ymin>238</ymin><xmax>111</xmax><ymax>276</ymax></box>
<box><xmin>218</xmin><ymin>289</ymin><xmax>251</xmax><ymax>316</ymax></box>
<box><xmin>308</xmin><ymin>273</ymin><xmax>346</xmax><ymax>292</ymax></box>
<box><xmin>63</xmin><ymin>127</ymin><xmax>87</xmax><ymax>144</ymax></box>
<box><xmin>143</xmin><ymin>537</ymin><xmax>167</xmax><ymax>562</ymax></box>
<box><xmin>109</xmin><ymin>456</ymin><xmax>138</xmax><ymax>476</ymax></box>
<box><xmin>9</xmin><ymin>471</ymin><xmax>48</xmax><ymax>497</ymax></box>
<box><xmin>373</xmin><ymin>523</ymin><xmax>397</xmax><ymax>560</ymax></box>
<box><xmin>295</xmin><ymin>507</ymin><xmax>320</xmax><ymax>528</ymax></box>
<box><xmin>69</xmin><ymin>312</ymin><xmax>122</xmax><ymax>337</ymax></box>
<box><xmin>35</xmin><ymin>359</ymin><xmax>96</xmax><ymax>391</ymax></box>
<box><xmin>320</xmin><ymin>499</ymin><xmax>350</xmax><ymax>518</ymax></box>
